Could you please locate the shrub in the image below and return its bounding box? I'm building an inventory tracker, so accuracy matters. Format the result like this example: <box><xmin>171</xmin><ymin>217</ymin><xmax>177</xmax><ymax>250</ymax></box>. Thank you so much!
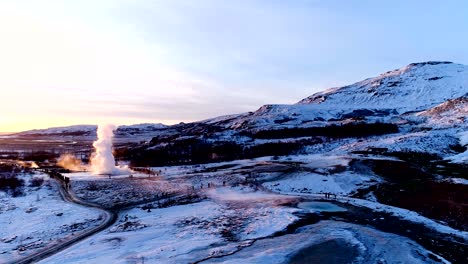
<box><xmin>30</xmin><ymin>177</ymin><xmax>44</xmax><ymax>187</ymax></box>
<box><xmin>86</xmin><ymin>181</ymin><xmax>100</xmax><ymax>191</ymax></box>
<box><xmin>0</xmin><ymin>174</ymin><xmax>25</xmax><ymax>196</ymax></box>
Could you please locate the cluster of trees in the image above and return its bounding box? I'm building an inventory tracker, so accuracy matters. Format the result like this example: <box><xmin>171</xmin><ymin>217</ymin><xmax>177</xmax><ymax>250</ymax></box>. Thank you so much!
<box><xmin>0</xmin><ymin>175</ymin><xmax>25</xmax><ymax>197</ymax></box>
<box><xmin>116</xmin><ymin>137</ymin><xmax>317</xmax><ymax>167</ymax></box>
<box><xmin>249</xmin><ymin>122</ymin><xmax>399</xmax><ymax>139</ymax></box>
<box><xmin>0</xmin><ymin>151</ymin><xmax>58</xmax><ymax>162</ymax></box>
<box><xmin>22</xmin><ymin>151</ymin><xmax>58</xmax><ymax>162</ymax></box>
<box><xmin>117</xmin><ymin>123</ymin><xmax>399</xmax><ymax>167</ymax></box>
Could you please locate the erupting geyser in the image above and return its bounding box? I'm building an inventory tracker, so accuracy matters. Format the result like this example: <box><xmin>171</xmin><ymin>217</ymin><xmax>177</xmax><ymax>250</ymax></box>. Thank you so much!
<box><xmin>91</xmin><ymin>124</ymin><xmax>118</xmax><ymax>175</ymax></box>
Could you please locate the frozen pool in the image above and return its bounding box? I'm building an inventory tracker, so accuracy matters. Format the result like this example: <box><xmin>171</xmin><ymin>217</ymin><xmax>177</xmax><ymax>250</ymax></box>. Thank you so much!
<box><xmin>298</xmin><ymin>201</ymin><xmax>347</xmax><ymax>213</ymax></box>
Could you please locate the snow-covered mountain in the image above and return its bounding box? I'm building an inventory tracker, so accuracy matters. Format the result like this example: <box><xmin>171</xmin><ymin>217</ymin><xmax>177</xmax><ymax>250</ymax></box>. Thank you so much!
<box><xmin>207</xmin><ymin>61</ymin><xmax>467</xmax><ymax>130</ymax></box>
<box><xmin>116</xmin><ymin>123</ymin><xmax>168</xmax><ymax>135</ymax></box>
<box><xmin>298</xmin><ymin>61</ymin><xmax>466</xmax><ymax>110</ymax></box>
<box><xmin>144</xmin><ymin>61</ymin><xmax>467</xmax><ymax>163</ymax></box>
<box><xmin>15</xmin><ymin>125</ymin><xmax>98</xmax><ymax>136</ymax></box>
<box><xmin>14</xmin><ymin>61</ymin><xmax>467</xmax><ymax>137</ymax></box>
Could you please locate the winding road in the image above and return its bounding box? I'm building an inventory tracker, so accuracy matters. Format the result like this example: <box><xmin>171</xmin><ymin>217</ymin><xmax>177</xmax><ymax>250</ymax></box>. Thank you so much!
<box><xmin>12</xmin><ymin>178</ymin><xmax>118</xmax><ymax>264</ymax></box>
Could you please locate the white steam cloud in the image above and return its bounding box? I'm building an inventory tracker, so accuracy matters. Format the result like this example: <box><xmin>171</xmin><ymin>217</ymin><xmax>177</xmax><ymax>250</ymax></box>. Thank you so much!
<box><xmin>57</xmin><ymin>154</ymin><xmax>86</xmax><ymax>171</ymax></box>
<box><xmin>56</xmin><ymin>124</ymin><xmax>132</xmax><ymax>175</ymax></box>
<box><xmin>91</xmin><ymin>124</ymin><xmax>118</xmax><ymax>175</ymax></box>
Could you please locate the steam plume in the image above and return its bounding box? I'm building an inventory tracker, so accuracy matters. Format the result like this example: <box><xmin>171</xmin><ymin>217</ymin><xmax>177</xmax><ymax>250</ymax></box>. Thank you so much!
<box><xmin>57</xmin><ymin>154</ymin><xmax>85</xmax><ymax>171</ymax></box>
<box><xmin>91</xmin><ymin>124</ymin><xmax>117</xmax><ymax>174</ymax></box>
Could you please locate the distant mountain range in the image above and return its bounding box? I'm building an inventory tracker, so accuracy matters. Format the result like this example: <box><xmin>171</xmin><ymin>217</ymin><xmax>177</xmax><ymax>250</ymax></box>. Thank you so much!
<box><xmin>13</xmin><ymin>123</ymin><xmax>167</xmax><ymax>137</ymax></box>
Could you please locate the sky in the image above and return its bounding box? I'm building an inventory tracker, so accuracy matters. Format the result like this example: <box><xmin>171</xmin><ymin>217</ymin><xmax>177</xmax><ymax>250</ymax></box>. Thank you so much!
<box><xmin>1</xmin><ymin>0</ymin><xmax>468</xmax><ymax>132</ymax></box>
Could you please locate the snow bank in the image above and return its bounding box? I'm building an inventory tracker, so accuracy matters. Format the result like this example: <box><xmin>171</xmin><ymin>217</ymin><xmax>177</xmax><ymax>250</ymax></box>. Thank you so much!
<box><xmin>446</xmin><ymin>131</ymin><xmax>468</xmax><ymax>164</ymax></box>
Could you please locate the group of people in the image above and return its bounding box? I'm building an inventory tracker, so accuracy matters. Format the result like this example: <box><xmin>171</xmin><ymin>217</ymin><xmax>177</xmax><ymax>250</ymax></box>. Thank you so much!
<box><xmin>45</xmin><ymin>169</ymin><xmax>71</xmax><ymax>189</ymax></box>
<box><xmin>131</xmin><ymin>167</ymin><xmax>162</xmax><ymax>177</ymax></box>
<box><xmin>193</xmin><ymin>180</ymin><xmax>227</xmax><ymax>190</ymax></box>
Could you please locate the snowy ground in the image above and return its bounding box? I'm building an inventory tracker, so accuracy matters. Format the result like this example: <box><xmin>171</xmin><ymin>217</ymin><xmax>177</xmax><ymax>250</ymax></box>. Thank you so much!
<box><xmin>290</xmin><ymin>192</ymin><xmax>468</xmax><ymax>242</ymax></box>
<box><xmin>69</xmin><ymin>174</ymin><xmax>185</xmax><ymax>208</ymax></box>
<box><xmin>39</xmin><ymin>187</ymin><xmax>300</xmax><ymax>264</ymax></box>
<box><xmin>341</xmin><ymin>196</ymin><xmax>468</xmax><ymax>241</ymax></box>
<box><xmin>0</xmin><ymin>173</ymin><xmax>103</xmax><ymax>263</ymax></box>
<box><xmin>204</xmin><ymin>221</ymin><xmax>450</xmax><ymax>264</ymax></box>
<box><xmin>446</xmin><ymin>131</ymin><xmax>468</xmax><ymax>164</ymax></box>
<box><xmin>263</xmin><ymin>171</ymin><xmax>379</xmax><ymax>196</ymax></box>
<box><xmin>4</xmin><ymin>153</ymin><xmax>465</xmax><ymax>263</ymax></box>
<box><xmin>449</xmin><ymin>178</ymin><xmax>468</xmax><ymax>185</ymax></box>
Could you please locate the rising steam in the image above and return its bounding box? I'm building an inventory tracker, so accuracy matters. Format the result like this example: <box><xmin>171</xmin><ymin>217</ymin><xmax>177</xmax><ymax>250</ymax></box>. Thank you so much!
<box><xmin>57</xmin><ymin>154</ymin><xmax>85</xmax><ymax>171</ymax></box>
<box><xmin>91</xmin><ymin>124</ymin><xmax>118</xmax><ymax>175</ymax></box>
<box><xmin>56</xmin><ymin>124</ymin><xmax>130</xmax><ymax>175</ymax></box>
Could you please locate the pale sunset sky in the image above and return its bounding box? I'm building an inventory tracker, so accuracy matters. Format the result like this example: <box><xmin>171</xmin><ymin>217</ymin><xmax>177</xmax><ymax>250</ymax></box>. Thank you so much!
<box><xmin>1</xmin><ymin>0</ymin><xmax>467</xmax><ymax>132</ymax></box>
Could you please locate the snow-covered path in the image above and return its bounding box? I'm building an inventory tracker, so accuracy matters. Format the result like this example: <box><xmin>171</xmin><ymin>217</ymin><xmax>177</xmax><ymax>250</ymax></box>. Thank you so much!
<box><xmin>13</xmin><ymin>176</ymin><xmax>117</xmax><ymax>264</ymax></box>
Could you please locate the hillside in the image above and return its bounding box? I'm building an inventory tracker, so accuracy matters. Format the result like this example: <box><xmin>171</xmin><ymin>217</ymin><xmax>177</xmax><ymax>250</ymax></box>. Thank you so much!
<box><xmin>206</xmin><ymin>61</ymin><xmax>467</xmax><ymax>130</ymax></box>
<box><xmin>118</xmin><ymin>61</ymin><xmax>467</xmax><ymax>167</ymax></box>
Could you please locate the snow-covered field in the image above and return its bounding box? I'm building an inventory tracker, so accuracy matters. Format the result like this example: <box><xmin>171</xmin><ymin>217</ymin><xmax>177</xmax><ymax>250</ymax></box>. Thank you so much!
<box><xmin>39</xmin><ymin>201</ymin><xmax>227</xmax><ymax>264</ymax></box>
<box><xmin>26</xmin><ymin>153</ymin><xmax>464</xmax><ymax>263</ymax></box>
<box><xmin>68</xmin><ymin>173</ymin><xmax>185</xmax><ymax>208</ymax></box>
<box><xmin>263</xmin><ymin>171</ymin><xmax>378</xmax><ymax>196</ymax></box>
<box><xmin>204</xmin><ymin>221</ymin><xmax>450</xmax><ymax>264</ymax></box>
<box><xmin>341</xmin><ymin>129</ymin><xmax>461</xmax><ymax>155</ymax></box>
<box><xmin>2</xmin><ymin>149</ymin><xmax>465</xmax><ymax>263</ymax></box>
<box><xmin>39</xmin><ymin>187</ymin><xmax>300</xmax><ymax>264</ymax></box>
<box><xmin>0</xmin><ymin>173</ymin><xmax>103</xmax><ymax>263</ymax></box>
